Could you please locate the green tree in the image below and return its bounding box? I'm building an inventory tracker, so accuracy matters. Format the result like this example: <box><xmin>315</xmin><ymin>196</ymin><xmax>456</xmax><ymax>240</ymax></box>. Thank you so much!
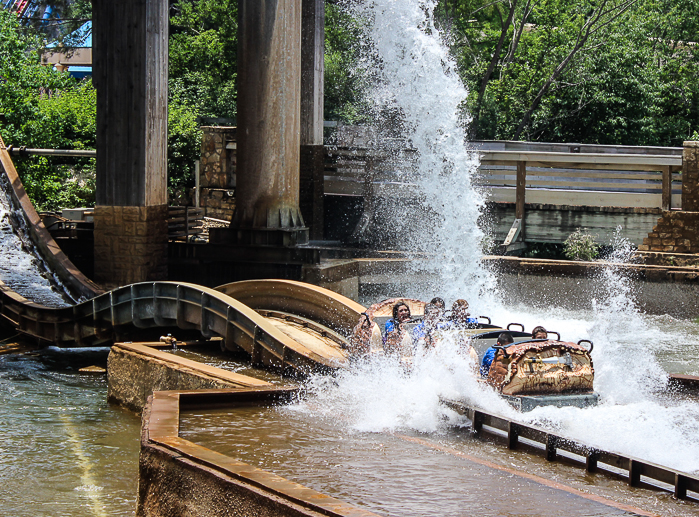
<box><xmin>0</xmin><ymin>8</ymin><xmax>95</xmax><ymax>211</ymax></box>
<box><xmin>168</xmin><ymin>0</ymin><xmax>238</xmax><ymax>119</ymax></box>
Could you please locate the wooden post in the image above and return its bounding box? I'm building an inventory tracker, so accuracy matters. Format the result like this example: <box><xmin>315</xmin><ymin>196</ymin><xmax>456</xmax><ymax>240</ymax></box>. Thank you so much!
<box><xmin>662</xmin><ymin>165</ymin><xmax>671</xmax><ymax>211</ymax></box>
<box><xmin>628</xmin><ymin>459</ymin><xmax>642</xmax><ymax>487</ymax></box>
<box><xmin>586</xmin><ymin>450</ymin><xmax>599</xmax><ymax>473</ymax></box>
<box><xmin>300</xmin><ymin>0</ymin><xmax>325</xmax><ymax>240</ymax></box>
<box><xmin>515</xmin><ymin>160</ymin><xmax>526</xmax><ymax>221</ymax></box>
<box><xmin>675</xmin><ymin>473</ymin><xmax>688</xmax><ymax>499</ymax></box>
<box><xmin>545</xmin><ymin>434</ymin><xmax>557</xmax><ymax>462</ymax></box>
<box><xmin>507</xmin><ymin>422</ymin><xmax>519</xmax><ymax>450</ymax></box>
<box><xmin>92</xmin><ymin>0</ymin><xmax>169</xmax><ymax>288</ymax></box>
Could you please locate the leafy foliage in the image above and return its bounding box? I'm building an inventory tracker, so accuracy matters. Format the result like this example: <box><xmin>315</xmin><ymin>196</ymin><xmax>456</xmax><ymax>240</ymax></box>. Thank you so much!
<box><xmin>168</xmin><ymin>0</ymin><xmax>238</xmax><ymax>120</ymax></box>
<box><xmin>436</xmin><ymin>0</ymin><xmax>699</xmax><ymax>145</ymax></box>
<box><xmin>564</xmin><ymin>229</ymin><xmax>600</xmax><ymax>261</ymax></box>
<box><xmin>0</xmin><ymin>8</ymin><xmax>95</xmax><ymax>211</ymax></box>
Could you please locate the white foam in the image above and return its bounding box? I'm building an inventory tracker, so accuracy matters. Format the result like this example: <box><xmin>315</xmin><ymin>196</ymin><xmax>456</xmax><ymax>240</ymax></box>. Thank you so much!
<box><xmin>302</xmin><ymin>0</ymin><xmax>699</xmax><ymax>475</ymax></box>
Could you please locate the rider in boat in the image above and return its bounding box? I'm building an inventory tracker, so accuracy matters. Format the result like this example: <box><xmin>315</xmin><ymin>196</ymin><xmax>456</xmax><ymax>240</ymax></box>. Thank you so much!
<box><xmin>480</xmin><ymin>332</ymin><xmax>513</xmax><ymax>377</ymax></box>
<box><xmin>384</xmin><ymin>302</ymin><xmax>412</xmax><ymax>355</ymax></box>
<box><xmin>532</xmin><ymin>326</ymin><xmax>548</xmax><ymax>339</ymax></box>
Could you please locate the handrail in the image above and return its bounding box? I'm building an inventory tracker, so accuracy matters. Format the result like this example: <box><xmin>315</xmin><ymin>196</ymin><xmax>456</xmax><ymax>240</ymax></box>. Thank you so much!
<box><xmin>4</xmin><ymin>146</ymin><xmax>96</xmax><ymax>158</ymax></box>
<box><xmin>0</xmin><ymin>280</ymin><xmax>349</xmax><ymax>373</ymax></box>
<box><xmin>444</xmin><ymin>399</ymin><xmax>699</xmax><ymax>501</ymax></box>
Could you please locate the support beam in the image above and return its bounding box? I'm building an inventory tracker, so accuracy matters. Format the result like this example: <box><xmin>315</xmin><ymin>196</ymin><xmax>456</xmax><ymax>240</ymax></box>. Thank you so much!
<box><xmin>92</xmin><ymin>0</ymin><xmax>169</xmax><ymax>288</ymax></box>
<box><xmin>301</xmin><ymin>0</ymin><xmax>325</xmax><ymax>147</ymax></box>
<box><xmin>661</xmin><ymin>165</ymin><xmax>671</xmax><ymax>211</ymax></box>
<box><xmin>299</xmin><ymin>0</ymin><xmax>325</xmax><ymax>240</ymax></box>
<box><xmin>233</xmin><ymin>0</ymin><xmax>308</xmax><ymax>245</ymax></box>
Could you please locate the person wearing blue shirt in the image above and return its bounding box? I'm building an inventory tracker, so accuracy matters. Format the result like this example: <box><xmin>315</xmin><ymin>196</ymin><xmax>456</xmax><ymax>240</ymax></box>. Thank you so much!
<box><xmin>481</xmin><ymin>332</ymin><xmax>514</xmax><ymax>377</ymax></box>
<box><xmin>412</xmin><ymin>303</ymin><xmax>447</xmax><ymax>349</ymax></box>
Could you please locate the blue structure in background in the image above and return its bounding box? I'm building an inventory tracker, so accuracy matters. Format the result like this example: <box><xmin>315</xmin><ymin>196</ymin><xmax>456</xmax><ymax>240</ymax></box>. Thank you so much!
<box><xmin>3</xmin><ymin>1</ymin><xmax>92</xmax><ymax>80</ymax></box>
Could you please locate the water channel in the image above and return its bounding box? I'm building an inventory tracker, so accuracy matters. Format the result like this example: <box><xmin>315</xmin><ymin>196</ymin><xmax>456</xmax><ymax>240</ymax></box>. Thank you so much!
<box><xmin>1</xmin><ymin>0</ymin><xmax>699</xmax><ymax>515</ymax></box>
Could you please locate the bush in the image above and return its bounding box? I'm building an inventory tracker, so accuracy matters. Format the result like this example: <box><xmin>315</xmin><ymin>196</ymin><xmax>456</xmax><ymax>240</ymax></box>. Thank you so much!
<box><xmin>564</xmin><ymin>229</ymin><xmax>600</xmax><ymax>261</ymax></box>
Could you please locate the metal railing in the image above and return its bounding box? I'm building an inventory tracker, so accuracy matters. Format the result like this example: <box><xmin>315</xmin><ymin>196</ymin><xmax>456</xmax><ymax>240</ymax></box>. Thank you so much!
<box><xmin>444</xmin><ymin>399</ymin><xmax>699</xmax><ymax>501</ymax></box>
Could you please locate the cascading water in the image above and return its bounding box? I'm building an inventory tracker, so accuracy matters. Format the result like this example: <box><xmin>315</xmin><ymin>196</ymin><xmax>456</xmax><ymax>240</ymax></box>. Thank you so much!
<box><xmin>296</xmin><ymin>0</ymin><xmax>699</xmax><ymax>476</ymax></box>
<box><xmin>0</xmin><ymin>174</ymin><xmax>70</xmax><ymax>307</ymax></box>
<box><xmin>347</xmin><ymin>0</ymin><xmax>494</xmax><ymax>307</ymax></box>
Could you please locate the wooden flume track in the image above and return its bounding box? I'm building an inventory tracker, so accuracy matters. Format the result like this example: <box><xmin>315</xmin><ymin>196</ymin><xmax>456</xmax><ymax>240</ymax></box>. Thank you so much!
<box><xmin>0</xmin><ymin>279</ymin><xmax>365</xmax><ymax>373</ymax></box>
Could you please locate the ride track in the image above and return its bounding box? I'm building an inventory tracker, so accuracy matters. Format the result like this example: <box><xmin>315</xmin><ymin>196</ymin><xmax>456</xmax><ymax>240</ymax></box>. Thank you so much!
<box><xmin>0</xmin><ymin>137</ymin><xmax>365</xmax><ymax>374</ymax></box>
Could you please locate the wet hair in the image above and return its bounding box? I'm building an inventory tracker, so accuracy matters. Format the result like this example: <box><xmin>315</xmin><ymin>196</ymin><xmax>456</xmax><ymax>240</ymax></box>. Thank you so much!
<box><xmin>392</xmin><ymin>302</ymin><xmax>411</xmax><ymax>321</ymax></box>
<box><xmin>532</xmin><ymin>326</ymin><xmax>547</xmax><ymax>338</ymax></box>
<box><xmin>497</xmin><ymin>332</ymin><xmax>514</xmax><ymax>346</ymax></box>
<box><xmin>430</xmin><ymin>297</ymin><xmax>445</xmax><ymax>309</ymax></box>
<box><xmin>451</xmin><ymin>299</ymin><xmax>469</xmax><ymax>312</ymax></box>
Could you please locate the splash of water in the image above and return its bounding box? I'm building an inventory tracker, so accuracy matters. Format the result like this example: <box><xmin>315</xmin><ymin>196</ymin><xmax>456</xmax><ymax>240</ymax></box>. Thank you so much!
<box><xmin>348</xmin><ymin>0</ymin><xmax>493</xmax><ymax>307</ymax></box>
<box><xmin>299</xmin><ymin>1</ymin><xmax>699</xmax><ymax>473</ymax></box>
<box><xmin>0</xmin><ymin>175</ymin><xmax>70</xmax><ymax>307</ymax></box>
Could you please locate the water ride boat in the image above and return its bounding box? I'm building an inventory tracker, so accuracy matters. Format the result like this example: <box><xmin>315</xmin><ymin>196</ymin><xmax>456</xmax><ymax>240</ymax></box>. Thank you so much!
<box><xmin>350</xmin><ymin>298</ymin><xmax>598</xmax><ymax>411</ymax></box>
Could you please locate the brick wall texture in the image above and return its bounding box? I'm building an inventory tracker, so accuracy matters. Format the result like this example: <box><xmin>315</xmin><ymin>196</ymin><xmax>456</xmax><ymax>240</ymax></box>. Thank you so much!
<box><xmin>638</xmin><ymin>210</ymin><xmax>699</xmax><ymax>253</ymax></box>
<box><xmin>93</xmin><ymin>205</ymin><xmax>168</xmax><ymax>287</ymax></box>
<box><xmin>682</xmin><ymin>141</ymin><xmax>699</xmax><ymax>211</ymax></box>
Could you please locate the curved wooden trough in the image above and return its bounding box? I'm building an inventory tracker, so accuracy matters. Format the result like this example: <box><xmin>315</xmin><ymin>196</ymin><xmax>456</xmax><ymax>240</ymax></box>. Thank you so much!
<box><xmin>215</xmin><ymin>279</ymin><xmax>365</xmax><ymax>336</ymax></box>
<box><xmin>0</xmin><ymin>280</ymin><xmax>352</xmax><ymax>373</ymax></box>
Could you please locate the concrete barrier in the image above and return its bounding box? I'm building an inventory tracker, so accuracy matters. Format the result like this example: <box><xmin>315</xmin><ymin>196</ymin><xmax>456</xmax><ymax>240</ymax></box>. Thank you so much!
<box><xmin>138</xmin><ymin>389</ymin><xmax>379</xmax><ymax>517</ymax></box>
<box><xmin>107</xmin><ymin>342</ymin><xmax>273</xmax><ymax>413</ymax></box>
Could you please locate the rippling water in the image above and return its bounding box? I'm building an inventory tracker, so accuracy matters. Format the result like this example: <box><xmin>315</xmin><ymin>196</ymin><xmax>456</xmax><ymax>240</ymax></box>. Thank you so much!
<box><xmin>0</xmin><ymin>348</ymin><xmax>141</xmax><ymax>517</ymax></box>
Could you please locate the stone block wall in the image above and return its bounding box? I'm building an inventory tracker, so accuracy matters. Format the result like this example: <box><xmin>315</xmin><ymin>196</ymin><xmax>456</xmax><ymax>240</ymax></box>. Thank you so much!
<box><xmin>199</xmin><ymin>126</ymin><xmax>237</xmax><ymax>220</ymax></box>
<box><xmin>637</xmin><ymin>210</ymin><xmax>699</xmax><ymax>253</ymax></box>
<box><xmin>93</xmin><ymin>205</ymin><xmax>168</xmax><ymax>288</ymax></box>
<box><xmin>682</xmin><ymin>141</ymin><xmax>699</xmax><ymax>211</ymax></box>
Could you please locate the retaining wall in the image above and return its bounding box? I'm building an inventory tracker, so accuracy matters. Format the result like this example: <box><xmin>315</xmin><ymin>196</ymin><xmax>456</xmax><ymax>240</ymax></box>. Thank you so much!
<box><xmin>138</xmin><ymin>389</ymin><xmax>379</xmax><ymax>517</ymax></box>
<box><xmin>107</xmin><ymin>342</ymin><xmax>272</xmax><ymax>413</ymax></box>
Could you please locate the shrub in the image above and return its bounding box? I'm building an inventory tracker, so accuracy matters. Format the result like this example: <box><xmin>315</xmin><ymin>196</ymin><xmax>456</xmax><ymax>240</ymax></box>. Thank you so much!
<box><xmin>564</xmin><ymin>229</ymin><xmax>600</xmax><ymax>261</ymax></box>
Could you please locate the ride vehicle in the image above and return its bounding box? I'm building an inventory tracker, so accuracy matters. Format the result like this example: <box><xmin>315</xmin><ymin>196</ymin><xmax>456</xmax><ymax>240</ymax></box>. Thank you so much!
<box><xmin>349</xmin><ymin>298</ymin><xmax>598</xmax><ymax>411</ymax></box>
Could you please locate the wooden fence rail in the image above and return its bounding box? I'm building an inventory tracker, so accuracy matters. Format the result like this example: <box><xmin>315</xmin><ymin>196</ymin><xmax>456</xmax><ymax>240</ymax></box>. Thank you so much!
<box><xmin>168</xmin><ymin>206</ymin><xmax>204</xmax><ymax>241</ymax></box>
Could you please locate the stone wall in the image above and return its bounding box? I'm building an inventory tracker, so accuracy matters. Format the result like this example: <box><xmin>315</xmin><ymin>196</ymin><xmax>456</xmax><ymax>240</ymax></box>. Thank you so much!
<box><xmin>682</xmin><ymin>141</ymin><xmax>699</xmax><ymax>211</ymax></box>
<box><xmin>637</xmin><ymin>211</ymin><xmax>699</xmax><ymax>254</ymax></box>
<box><xmin>93</xmin><ymin>205</ymin><xmax>168</xmax><ymax>289</ymax></box>
<box><xmin>199</xmin><ymin>126</ymin><xmax>237</xmax><ymax>220</ymax></box>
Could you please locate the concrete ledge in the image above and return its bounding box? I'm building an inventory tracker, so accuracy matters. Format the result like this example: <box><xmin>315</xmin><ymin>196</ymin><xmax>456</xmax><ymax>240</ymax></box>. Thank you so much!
<box><xmin>107</xmin><ymin>342</ymin><xmax>273</xmax><ymax>413</ymax></box>
<box><xmin>139</xmin><ymin>389</ymin><xmax>379</xmax><ymax>517</ymax></box>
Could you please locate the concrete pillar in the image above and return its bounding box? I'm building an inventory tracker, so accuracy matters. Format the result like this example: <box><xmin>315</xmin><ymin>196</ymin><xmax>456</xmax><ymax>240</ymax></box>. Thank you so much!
<box><xmin>233</xmin><ymin>0</ymin><xmax>307</xmax><ymax>242</ymax></box>
<box><xmin>300</xmin><ymin>0</ymin><xmax>325</xmax><ymax>240</ymax></box>
<box><xmin>92</xmin><ymin>0</ymin><xmax>169</xmax><ymax>287</ymax></box>
<box><xmin>301</xmin><ymin>0</ymin><xmax>324</xmax><ymax>147</ymax></box>
<box><xmin>682</xmin><ymin>141</ymin><xmax>699</xmax><ymax>211</ymax></box>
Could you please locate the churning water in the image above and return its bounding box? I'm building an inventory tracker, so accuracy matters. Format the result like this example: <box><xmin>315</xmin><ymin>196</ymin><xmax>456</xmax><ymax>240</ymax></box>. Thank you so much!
<box><xmin>0</xmin><ymin>175</ymin><xmax>70</xmax><ymax>307</ymax></box>
<box><xmin>294</xmin><ymin>0</ymin><xmax>699</xmax><ymax>478</ymax></box>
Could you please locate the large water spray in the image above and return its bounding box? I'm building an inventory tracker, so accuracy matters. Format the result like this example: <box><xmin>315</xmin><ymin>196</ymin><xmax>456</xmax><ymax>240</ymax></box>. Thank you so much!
<box><xmin>348</xmin><ymin>0</ymin><xmax>493</xmax><ymax>307</ymax></box>
<box><xmin>298</xmin><ymin>0</ymin><xmax>699</xmax><ymax>474</ymax></box>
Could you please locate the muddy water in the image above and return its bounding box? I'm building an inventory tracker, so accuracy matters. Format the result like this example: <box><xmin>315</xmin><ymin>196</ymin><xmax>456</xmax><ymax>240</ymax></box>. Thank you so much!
<box><xmin>180</xmin><ymin>404</ymin><xmax>695</xmax><ymax>517</ymax></box>
<box><xmin>0</xmin><ymin>347</ymin><xmax>140</xmax><ymax>517</ymax></box>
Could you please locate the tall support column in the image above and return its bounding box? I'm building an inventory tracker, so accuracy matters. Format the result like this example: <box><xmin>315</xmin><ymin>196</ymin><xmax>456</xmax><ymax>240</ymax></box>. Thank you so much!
<box><xmin>92</xmin><ymin>0</ymin><xmax>169</xmax><ymax>288</ymax></box>
<box><xmin>232</xmin><ymin>0</ymin><xmax>308</xmax><ymax>245</ymax></box>
<box><xmin>300</xmin><ymin>0</ymin><xmax>325</xmax><ymax>240</ymax></box>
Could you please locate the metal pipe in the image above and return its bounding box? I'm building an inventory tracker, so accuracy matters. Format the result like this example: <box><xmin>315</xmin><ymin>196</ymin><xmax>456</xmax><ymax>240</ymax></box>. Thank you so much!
<box><xmin>5</xmin><ymin>146</ymin><xmax>96</xmax><ymax>157</ymax></box>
